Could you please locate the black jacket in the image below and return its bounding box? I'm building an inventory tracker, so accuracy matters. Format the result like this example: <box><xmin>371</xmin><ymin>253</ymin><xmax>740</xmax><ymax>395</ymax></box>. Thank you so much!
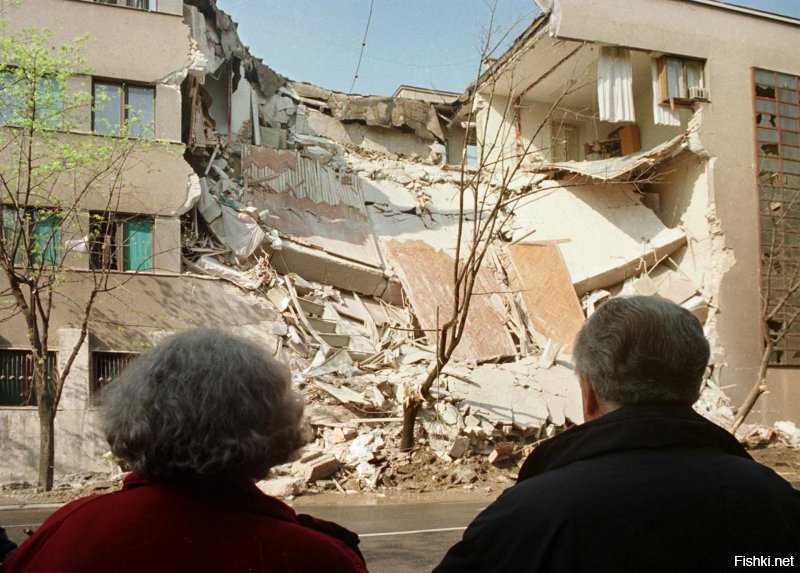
<box><xmin>435</xmin><ymin>404</ymin><xmax>800</xmax><ymax>573</ymax></box>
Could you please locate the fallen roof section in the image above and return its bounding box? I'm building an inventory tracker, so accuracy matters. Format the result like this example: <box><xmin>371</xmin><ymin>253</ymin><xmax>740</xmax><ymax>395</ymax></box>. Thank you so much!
<box><xmin>544</xmin><ymin>134</ymin><xmax>689</xmax><ymax>181</ymax></box>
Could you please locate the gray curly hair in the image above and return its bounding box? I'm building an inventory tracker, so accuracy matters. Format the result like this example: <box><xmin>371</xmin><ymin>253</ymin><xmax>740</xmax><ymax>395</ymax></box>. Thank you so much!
<box><xmin>573</xmin><ymin>296</ymin><xmax>710</xmax><ymax>406</ymax></box>
<box><xmin>100</xmin><ymin>328</ymin><xmax>308</xmax><ymax>483</ymax></box>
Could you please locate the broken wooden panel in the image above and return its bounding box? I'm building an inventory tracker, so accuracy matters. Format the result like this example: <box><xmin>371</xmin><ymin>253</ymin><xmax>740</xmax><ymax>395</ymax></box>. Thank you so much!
<box><xmin>506</xmin><ymin>242</ymin><xmax>585</xmax><ymax>352</ymax></box>
<box><xmin>383</xmin><ymin>239</ymin><xmax>516</xmax><ymax>362</ymax></box>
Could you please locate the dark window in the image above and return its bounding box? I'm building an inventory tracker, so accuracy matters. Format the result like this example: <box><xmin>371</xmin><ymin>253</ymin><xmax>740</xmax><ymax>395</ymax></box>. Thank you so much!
<box><xmin>92</xmin><ymin>80</ymin><xmax>154</xmax><ymax>137</ymax></box>
<box><xmin>1</xmin><ymin>207</ymin><xmax>62</xmax><ymax>267</ymax></box>
<box><xmin>91</xmin><ymin>351</ymin><xmax>137</xmax><ymax>394</ymax></box>
<box><xmin>94</xmin><ymin>0</ymin><xmax>151</xmax><ymax>9</ymax></box>
<box><xmin>756</xmin><ymin>69</ymin><xmax>800</xmax><ymax>365</ymax></box>
<box><xmin>0</xmin><ymin>350</ymin><xmax>56</xmax><ymax>407</ymax></box>
<box><xmin>89</xmin><ymin>213</ymin><xmax>154</xmax><ymax>272</ymax></box>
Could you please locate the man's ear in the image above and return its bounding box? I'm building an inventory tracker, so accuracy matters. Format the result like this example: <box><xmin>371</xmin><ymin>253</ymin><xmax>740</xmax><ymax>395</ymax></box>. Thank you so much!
<box><xmin>580</xmin><ymin>374</ymin><xmax>602</xmax><ymax>422</ymax></box>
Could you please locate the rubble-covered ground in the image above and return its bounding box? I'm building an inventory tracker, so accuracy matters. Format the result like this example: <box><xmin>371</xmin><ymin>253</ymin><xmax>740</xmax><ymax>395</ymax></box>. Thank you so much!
<box><xmin>2</xmin><ymin>443</ymin><xmax>798</xmax><ymax>507</ymax></box>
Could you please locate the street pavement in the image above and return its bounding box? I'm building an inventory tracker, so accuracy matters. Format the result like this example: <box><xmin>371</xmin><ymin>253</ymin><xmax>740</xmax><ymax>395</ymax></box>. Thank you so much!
<box><xmin>1</xmin><ymin>498</ymin><xmax>490</xmax><ymax>573</ymax></box>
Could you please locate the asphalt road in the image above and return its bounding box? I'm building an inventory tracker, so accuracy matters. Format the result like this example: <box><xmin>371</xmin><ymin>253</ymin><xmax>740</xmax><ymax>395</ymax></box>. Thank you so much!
<box><xmin>1</xmin><ymin>498</ymin><xmax>489</xmax><ymax>573</ymax></box>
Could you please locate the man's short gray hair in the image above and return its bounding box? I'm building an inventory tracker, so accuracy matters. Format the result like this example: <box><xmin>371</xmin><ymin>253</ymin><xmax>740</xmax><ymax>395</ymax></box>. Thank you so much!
<box><xmin>100</xmin><ymin>328</ymin><xmax>307</xmax><ymax>483</ymax></box>
<box><xmin>573</xmin><ymin>295</ymin><xmax>710</xmax><ymax>405</ymax></box>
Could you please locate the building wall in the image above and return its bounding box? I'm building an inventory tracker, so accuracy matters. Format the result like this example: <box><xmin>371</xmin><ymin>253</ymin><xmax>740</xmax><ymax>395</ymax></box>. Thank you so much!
<box><xmin>0</xmin><ymin>0</ymin><xmax>201</xmax><ymax>480</ymax></box>
<box><xmin>0</xmin><ymin>273</ymin><xmax>287</xmax><ymax>480</ymax></box>
<box><xmin>1</xmin><ymin>0</ymin><xmax>192</xmax><ymax>266</ymax></box>
<box><xmin>12</xmin><ymin>1</ymin><xmax>191</xmax><ymax>87</ymax></box>
<box><xmin>547</xmin><ymin>0</ymin><xmax>800</xmax><ymax>422</ymax></box>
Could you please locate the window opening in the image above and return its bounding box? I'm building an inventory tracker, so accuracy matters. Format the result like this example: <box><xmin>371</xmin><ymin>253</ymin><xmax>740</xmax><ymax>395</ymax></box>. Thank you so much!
<box><xmin>90</xmin><ymin>213</ymin><xmax>154</xmax><ymax>272</ymax></box>
<box><xmin>755</xmin><ymin>68</ymin><xmax>800</xmax><ymax>365</ymax></box>
<box><xmin>0</xmin><ymin>350</ymin><xmax>56</xmax><ymax>407</ymax></box>
<box><xmin>657</xmin><ymin>56</ymin><xmax>707</xmax><ymax>104</ymax></box>
<box><xmin>0</xmin><ymin>207</ymin><xmax>62</xmax><ymax>267</ymax></box>
<box><xmin>90</xmin><ymin>351</ymin><xmax>137</xmax><ymax>394</ymax></box>
<box><xmin>92</xmin><ymin>80</ymin><xmax>154</xmax><ymax>137</ymax></box>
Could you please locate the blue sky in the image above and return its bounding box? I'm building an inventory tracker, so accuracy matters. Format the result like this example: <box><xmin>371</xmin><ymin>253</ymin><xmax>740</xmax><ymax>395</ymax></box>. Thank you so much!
<box><xmin>217</xmin><ymin>1</ymin><xmax>800</xmax><ymax>96</ymax></box>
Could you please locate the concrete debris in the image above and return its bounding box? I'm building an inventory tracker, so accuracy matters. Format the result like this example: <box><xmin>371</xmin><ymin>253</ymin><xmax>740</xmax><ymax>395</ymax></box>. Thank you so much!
<box><xmin>488</xmin><ymin>442</ymin><xmax>516</xmax><ymax>466</ymax></box>
<box><xmin>511</xmin><ymin>181</ymin><xmax>687</xmax><ymax>296</ymax></box>
<box><xmin>775</xmin><ymin>421</ymin><xmax>800</xmax><ymax>450</ymax></box>
<box><xmin>166</xmin><ymin>0</ymin><xmax>790</xmax><ymax>502</ymax></box>
<box><xmin>256</xmin><ymin>476</ymin><xmax>305</xmax><ymax>498</ymax></box>
<box><xmin>314</xmin><ymin>380</ymin><xmax>370</xmax><ymax>406</ymax></box>
<box><xmin>300</xmin><ymin>453</ymin><xmax>341</xmax><ymax>483</ymax></box>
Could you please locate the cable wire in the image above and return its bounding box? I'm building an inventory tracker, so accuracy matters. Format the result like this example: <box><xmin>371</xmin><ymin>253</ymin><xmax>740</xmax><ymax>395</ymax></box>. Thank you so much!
<box><xmin>349</xmin><ymin>0</ymin><xmax>375</xmax><ymax>93</ymax></box>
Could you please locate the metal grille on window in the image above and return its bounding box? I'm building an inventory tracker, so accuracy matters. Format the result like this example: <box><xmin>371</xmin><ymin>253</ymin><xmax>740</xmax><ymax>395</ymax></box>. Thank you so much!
<box><xmin>91</xmin><ymin>352</ymin><xmax>137</xmax><ymax>394</ymax></box>
<box><xmin>0</xmin><ymin>350</ymin><xmax>56</xmax><ymax>406</ymax></box>
<box><xmin>755</xmin><ymin>69</ymin><xmax>800</xmax><ymax>365</ymax></box>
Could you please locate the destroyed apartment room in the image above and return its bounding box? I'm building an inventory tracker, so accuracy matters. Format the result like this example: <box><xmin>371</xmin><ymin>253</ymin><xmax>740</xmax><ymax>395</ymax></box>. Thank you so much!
<box><xmin>1</xmin><ymin>0</ymin><xmax>799</xmax><ymax>513</ymax></box>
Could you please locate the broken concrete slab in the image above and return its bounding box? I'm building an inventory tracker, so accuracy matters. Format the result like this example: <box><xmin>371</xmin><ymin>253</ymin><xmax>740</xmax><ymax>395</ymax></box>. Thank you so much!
<box><xmin>256</xmin><ymin>476</ymin><xmax>306</xmax><ymax>498</ymax></box>
<box><xmin>314</xmin><ymin>380</ymin><xmax>371</xmax><ymax>406</ymax></box>
<box><xmin>302</xmin><ymin>454</ymin><xmax>341</xmax><ymax>483</ymax></box>
<box><xmin>185</xmin><ymin>256</ymin><xmax>265</xmax><ymax>290</ymax></box>
<box><xmin>445</xmin><ymin>359</ymin><xmax>583</xmax><ymax>431</ymax></box>
<box><xmin>512</xmin><ymin>181</ymin><xmax>687</xmax><ymax>296</ymax></box>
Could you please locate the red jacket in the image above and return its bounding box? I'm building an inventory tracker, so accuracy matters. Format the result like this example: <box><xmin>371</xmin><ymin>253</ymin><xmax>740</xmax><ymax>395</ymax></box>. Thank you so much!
<box><xmin>1</xmin><ymin>473</ymin><xmax>368</xmax><ymax>573</ymax></box>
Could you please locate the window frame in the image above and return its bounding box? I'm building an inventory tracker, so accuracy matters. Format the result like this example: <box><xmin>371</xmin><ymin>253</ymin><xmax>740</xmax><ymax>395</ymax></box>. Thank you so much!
<box><xmin>656</xmin><ymin>55</ymin><xmax>707</xmax><ymax>106</ymax></box>
<box><xmin>93</xmin><ymin>0</ymin><xmax>152</xmax><ymax>10</ymax></box>
<box><xmin>90</xmin><ymin>350</ymin><xmax>138</xmax><ymax>395</ymax></box>
<box><xmin>91</xmin><ymin>78</ymin><xmax>155</xmax><ymax>138</ymax></box>
<box><xmin>1</xmin><ymin>206</ymin><xmax>63</xmax><ymax>268</ymax></box>
<box><xmin>0</xmin><ymin>67</ymin><xmax>64</xmax><ymax>129</ymax></box>
<box><xmin>89</xmin><ymin>212</ymin><xmax>154</xmax><ymax>272</ymax></box>
<box><xmin>754</xmin><ymin>67</ymin><xmax>800</xmax><ymax>366</ymax></box>
<box><xmin>0</xmin><ymin>349</ymin><xmax>57</xmax><ymax>407</ymax></box>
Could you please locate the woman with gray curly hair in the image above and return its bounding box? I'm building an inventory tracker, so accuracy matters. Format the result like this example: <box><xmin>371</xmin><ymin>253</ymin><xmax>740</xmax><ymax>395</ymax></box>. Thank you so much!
<box><xmin>1</xmin><ymin>329</ymin><xmax>368</xmax><ymax>573</ymax></box>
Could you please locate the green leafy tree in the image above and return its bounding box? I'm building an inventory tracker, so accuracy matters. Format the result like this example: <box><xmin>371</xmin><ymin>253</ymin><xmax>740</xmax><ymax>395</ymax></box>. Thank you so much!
<box><xmin>0</xmin><ymin>25</ymin><xmax>153</xmax><ymax>490</ymax></box>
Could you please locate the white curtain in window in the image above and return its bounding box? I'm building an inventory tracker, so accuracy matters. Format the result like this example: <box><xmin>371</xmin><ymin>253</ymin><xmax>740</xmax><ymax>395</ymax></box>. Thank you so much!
<box><xmin>597</xmin><ymin>46</ymin><xmax>635</xmax><ymax>123</ymax></box>
<box><xmin>650</xmin><ymin>59</ymin><xmax>681</xmax><ymax>127</ymax></box>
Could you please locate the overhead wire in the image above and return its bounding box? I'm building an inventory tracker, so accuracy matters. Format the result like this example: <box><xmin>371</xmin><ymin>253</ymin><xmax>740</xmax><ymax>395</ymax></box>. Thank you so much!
<box><xmin>349</xmin><ymin>0</ymin><xmax>375</xmax><ymax>93</ymax></box>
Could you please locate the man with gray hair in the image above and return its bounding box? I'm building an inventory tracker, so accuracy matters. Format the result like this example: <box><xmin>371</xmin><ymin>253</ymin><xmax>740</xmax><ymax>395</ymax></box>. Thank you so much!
<box><xmin>435</xmin><ymin>296</ymin><xmax>800</xmax><ymax>572</ymax></box>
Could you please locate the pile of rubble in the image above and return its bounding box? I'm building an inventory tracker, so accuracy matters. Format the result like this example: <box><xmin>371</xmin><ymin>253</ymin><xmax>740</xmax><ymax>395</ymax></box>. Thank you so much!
<box><xmin>164</xmin><ymin>0</ymin><xmax>800</xmax><ymax>500</ymax></box>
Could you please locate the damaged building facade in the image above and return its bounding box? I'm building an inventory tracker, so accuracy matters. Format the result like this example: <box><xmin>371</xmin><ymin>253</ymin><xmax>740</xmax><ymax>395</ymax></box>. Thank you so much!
<box><xmin>462</xmin><ymin>0</ymin><xmax>800</xmax><ymax>425</ymax></box>
<box><xmin>1</xmin><ymin>0</ymin><xmax>799</xmax><ymax>483</ymax></box>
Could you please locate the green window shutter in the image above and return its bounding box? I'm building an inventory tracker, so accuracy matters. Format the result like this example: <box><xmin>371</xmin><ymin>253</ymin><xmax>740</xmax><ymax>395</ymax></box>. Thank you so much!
<box><xmin>124</xmin><ymin>217</ymin><xmax>153</xmax><ymax>271</ymax></box>
<box><xmin>33</xmin><ymin>214</ymin><xmax>61</xmax><ymax>266</ymax></box>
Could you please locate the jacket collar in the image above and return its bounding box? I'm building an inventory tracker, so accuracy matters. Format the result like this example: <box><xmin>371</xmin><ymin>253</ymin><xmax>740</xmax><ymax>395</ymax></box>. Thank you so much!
<box><xmin>517</xmin><ymin>403</ymin><xmax>751</xmax><ymax>483</ymax></box>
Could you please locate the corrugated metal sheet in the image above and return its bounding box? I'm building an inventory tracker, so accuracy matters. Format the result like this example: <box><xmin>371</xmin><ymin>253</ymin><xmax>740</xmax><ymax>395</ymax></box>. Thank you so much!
<box><xmin>241</xmin><ymin>145</ymin><xmax>364</xmax><ymax>211</ymax></box>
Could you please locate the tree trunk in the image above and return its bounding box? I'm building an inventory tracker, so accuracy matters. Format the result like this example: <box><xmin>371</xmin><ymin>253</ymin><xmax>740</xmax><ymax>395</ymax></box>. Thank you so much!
<box><xmin>37</xmin><ymin>410</ymin><xmax>55</xmax><ymax>491</ymax></box>
<box><xmin>400</xmin><ymin>365</ymin><xmax>440</xmax><ymax>451</ymax></box>
<box><xmin>730</xmin><ymin>338</ymin><xmax>773</xmax><ymax>434</ymax></box>
<box><xmin>400</xmin><ymin>399</ymin><xmax>422</xmax><ymax>451</ymax></box>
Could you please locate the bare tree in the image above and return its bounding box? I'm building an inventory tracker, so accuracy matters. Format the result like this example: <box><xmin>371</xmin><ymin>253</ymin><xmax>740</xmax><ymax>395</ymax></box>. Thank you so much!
<box><xmin>400</xmin><ymin>8</ymin><xmax>590</xmax><ymax>449</ymax></box>
<box><xmin>0</xmin><ymin>26</ymin><xmax>156</xmax><ymax>490</ymax></box>
<box><xmin>731</xmin><ymin>187</ymin><xmax>800</xmax><ymax>433</ymax></box>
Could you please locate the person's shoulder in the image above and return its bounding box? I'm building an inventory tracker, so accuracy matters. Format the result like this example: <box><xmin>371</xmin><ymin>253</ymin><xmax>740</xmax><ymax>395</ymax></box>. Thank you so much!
<box><xmin>722</xmin><ymin>454</ymin><xmax>800</xmax><ymax>499</ymax></box>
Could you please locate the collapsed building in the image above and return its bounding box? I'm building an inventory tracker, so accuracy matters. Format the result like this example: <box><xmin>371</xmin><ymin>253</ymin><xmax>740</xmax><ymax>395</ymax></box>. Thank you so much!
<box><xmin>1</xmin><ymin>0</ymin><xmax>799</xmax><ymax>488</ymax></box>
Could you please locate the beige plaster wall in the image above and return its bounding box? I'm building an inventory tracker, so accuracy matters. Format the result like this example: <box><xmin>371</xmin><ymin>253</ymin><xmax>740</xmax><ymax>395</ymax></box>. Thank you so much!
<box><xmin>0</xmin><ymin>275</ymin><xmax>287</xmax><ymax>480</ymax></box>
<box><xmin>152</xmin><ymin>216</ymin><xmax>181</xmax><ymax>273</ymax></box>
<box><xmin>0</xmin><ymin>328</ymin><xmax>109</xmax><ymax>482</ymax></box>
<box><xmin>478</xmin><ymin>94</ymin><xmax>519</xmax><ymax>169</ymax></box>
<box><xmin>10</xmin><ymin>0</ymin><xmax>191</xmax><ymax>85</ymax></box>
<box><xmin>0</xmin><ymin>132</ymin><xmax>191</xmax><ymax>215</ymax></box>
<box><xmin>547</xmin><ymin>0</ymin><xmax>800</xmax><ymax>422</ymax></box>
<box><xmin>0</xmin><ymin>273</ymin><xmax>283</xmax><ymax>351</ymax></box>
